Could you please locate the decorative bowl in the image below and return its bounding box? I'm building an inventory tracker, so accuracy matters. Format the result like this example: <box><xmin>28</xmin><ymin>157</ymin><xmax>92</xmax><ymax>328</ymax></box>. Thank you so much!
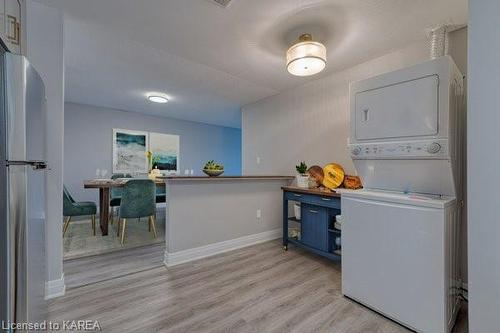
<box><xmin>203</xmin><ymin>169</ymin><xmax>224</xmax><ymax>177</ymax></box>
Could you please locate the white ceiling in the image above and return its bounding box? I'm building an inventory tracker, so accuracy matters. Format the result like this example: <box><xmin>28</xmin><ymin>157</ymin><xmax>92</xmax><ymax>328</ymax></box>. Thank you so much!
<box><xmin>38</xmin><ymin>0</ymin><xmax>467</xmax><ymax>128</ymax></box>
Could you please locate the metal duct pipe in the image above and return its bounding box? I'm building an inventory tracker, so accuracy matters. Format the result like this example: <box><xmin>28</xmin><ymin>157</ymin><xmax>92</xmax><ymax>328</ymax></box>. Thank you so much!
<box><xmin>429</xmin><ymin>25</ymin><xmax>449</xmax><ymax>59</ymax></box>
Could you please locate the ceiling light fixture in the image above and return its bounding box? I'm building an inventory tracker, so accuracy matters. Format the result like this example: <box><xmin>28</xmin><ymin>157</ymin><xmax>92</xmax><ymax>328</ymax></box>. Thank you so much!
<box><xmin>147</xmin><ymin>94</ymin><xmax>169</xmax><ymax>104</ymax></box>
<box><xmin>286</xmin><ymin>33</ymin><xmax>326</xmax><ymax>77</ymax></box>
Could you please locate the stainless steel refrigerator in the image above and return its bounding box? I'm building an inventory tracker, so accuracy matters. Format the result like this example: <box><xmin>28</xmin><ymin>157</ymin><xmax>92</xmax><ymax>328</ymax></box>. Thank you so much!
<box><xmin>0</xmin><ymin>51</ymin><xmax>48</xmax><ymax>328</ymax></box>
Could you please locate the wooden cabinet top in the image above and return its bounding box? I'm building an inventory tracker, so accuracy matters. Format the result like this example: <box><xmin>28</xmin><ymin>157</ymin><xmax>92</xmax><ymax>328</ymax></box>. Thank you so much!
<box><xmin>282</xmin><ymin>186</ymin><xmax>341</xmax><ymax>198</ymax></box>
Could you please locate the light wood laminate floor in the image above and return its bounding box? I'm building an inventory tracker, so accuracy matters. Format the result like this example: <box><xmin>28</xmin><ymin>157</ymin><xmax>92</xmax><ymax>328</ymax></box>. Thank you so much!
<box><xmin>63</xmin><ymin>243</ymin><xmax>165</xmax><ymax>289</ymax></box>
<box><xmin>50</xmin><ymin>240</ymin><xmax>467</xmax><ymax>332</ymax></box>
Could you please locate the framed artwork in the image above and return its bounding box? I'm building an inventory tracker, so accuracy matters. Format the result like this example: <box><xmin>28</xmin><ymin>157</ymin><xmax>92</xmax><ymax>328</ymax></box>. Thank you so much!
<box><xmin>112</xmin><ymin>129</ymin><xmax>149</xmax><ymax>173</ymax></box>
<box><xmin>149</xmin><ymin>132</ymin><xmax>180</xmax><ymax>174</ymax></box>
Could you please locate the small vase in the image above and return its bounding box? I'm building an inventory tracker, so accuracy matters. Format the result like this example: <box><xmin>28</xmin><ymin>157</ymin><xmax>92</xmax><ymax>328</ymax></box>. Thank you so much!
<box><xmin>296</xmin><ymin>174</ymin><xmax>309</xmax><ymax>188</ymax></box>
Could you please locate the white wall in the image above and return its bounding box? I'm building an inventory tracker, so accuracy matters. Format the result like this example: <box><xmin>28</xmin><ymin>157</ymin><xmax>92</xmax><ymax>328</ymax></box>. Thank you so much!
<box><xmin>242</xmin><ymin>30</ymin><xmax>467</xmax><ymax>280</ymax></box>
<box><xmin>243</xmin><ymin>40</ymin><xmax>430</xmax><ymax>176</ymax></box>
<box><xmin>468</xmin><ymin>1</ymin><xmax>500</xmax><ymax>331</ymax></box>
<box><xmin>243</xmin><ymin>32</ymin><xmax>466</xmax><ymax>176</ymax></box>
<box><xmin>26</xmin><ymin>1</ymin><xmax>65</xmax><ymax>295</ymax></box>
<box><xmin>64</xmin><ymin>102</ymin><xmax>242</xmax><ymax>203</ymax></box>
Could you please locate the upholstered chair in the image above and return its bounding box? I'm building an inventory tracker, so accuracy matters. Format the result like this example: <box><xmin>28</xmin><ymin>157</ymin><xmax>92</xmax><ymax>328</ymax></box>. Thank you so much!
<box><xmin>117</xmin><ymin>179</ymin><xmax>157</xmax><ymax>245</ymax></box>
<box><xmin>63</xmin><ymin>185</ymin><xmax>97</xmax><ymax>236</ymax></box>
<box><xmin>109</xmin><ymin>173</ymin><xmax>132</xmax><ymax>224</ymax></box>
<box><xmin>155</xmin><ymin>183</ymin><xmax>166</xmax><ymax>203</ymax></box>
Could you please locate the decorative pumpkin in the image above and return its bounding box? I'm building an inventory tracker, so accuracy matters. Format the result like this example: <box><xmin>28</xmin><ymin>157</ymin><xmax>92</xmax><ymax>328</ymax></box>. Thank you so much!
<box><xmin>343</xmin><ymin>175</ymin><xmax>362</xmax><ymax>189</ymax></box>
<box><xmin>322</xmin><ymin>163</ymin><xmax>345</xmax><ymax>190</ymax></box>
<box><xmin>307</xmin><ymin>165</ymin><xmax>324</xmax><ymax>187</ymax></box>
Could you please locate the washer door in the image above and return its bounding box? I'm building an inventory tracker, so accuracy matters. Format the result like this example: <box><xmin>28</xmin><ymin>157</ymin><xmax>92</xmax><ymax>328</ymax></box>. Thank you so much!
<box><xmin>341</xmin><ymin>195</ymin><xmax>447</xmax><ymax>333</ymax></box>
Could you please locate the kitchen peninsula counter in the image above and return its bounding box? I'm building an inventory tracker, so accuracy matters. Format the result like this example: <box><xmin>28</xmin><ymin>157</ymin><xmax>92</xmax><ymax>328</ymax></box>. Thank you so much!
<box><xmin>159</xmin><ymin>175</ymin><xmax>294</xmax><ymax>181</ymax></box>
<box><xmin>159</xmin><ymin>175</ymin><xmax>293</xmax><ymax>266</ymax></box>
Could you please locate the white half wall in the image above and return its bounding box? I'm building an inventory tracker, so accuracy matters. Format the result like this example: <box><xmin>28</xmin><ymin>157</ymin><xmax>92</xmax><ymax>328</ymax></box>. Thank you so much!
<box><xmin>468</xmin><ymin>1</ymin><xmax>500</xmax><ymax>331</ymax></box>
<box><xmin>165</xmin><ymin>179</ymin><xmax>290</xmax><ymax>260</ymax></box>
<box><xmin>26</xmin><ymin>1</ymin><xmax>65</xmax><ymax>295</ymax></box>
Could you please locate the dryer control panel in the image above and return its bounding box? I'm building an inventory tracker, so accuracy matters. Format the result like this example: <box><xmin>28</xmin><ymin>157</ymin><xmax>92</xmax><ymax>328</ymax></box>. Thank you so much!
<box><xmin>349</xmin><ymin>139</ymin><xmax>449</xmax><ymax>159</ymax></box>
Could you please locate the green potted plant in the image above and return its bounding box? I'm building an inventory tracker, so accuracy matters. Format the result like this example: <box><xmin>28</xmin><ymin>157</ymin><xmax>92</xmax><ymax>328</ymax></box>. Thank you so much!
<box><xmin>295</xmin><ymin>161</ymin><xmax>309</xmax><ymax>188</ymax></box>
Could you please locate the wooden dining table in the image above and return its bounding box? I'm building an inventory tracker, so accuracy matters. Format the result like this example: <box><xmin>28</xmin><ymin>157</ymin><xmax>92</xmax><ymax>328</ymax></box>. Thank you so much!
<box><xmin>83</xmin><ymin>178</ymin><xmax>165</xmax><ymax>235</ymax></box>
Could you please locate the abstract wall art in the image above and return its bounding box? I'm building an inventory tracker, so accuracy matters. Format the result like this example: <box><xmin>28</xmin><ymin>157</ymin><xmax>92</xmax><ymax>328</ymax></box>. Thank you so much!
<box><xmin>149</xmin><ymin>132</ymin><xmax>180</xmax><ymax>174</ymax></box>
<box><xmin>112</xmin><ymin>129</ymin><xmax>149</xmax><ymax>173</ymax></box>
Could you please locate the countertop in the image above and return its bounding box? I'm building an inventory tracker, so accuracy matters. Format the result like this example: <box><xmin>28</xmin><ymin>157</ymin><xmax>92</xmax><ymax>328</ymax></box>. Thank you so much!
<box><xmin>158</xmin><ymin>175</ymin><xmax>295</xmax><ymax>181</ymax></box>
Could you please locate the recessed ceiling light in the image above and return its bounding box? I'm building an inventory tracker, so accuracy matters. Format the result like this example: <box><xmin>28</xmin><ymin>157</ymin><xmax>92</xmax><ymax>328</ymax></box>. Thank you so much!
<box><xmin>286</xmin><ymin>33</ymin><xmax>326</xmax><ymax>76</ymax></box>
<box><xmin>147</xmin><ymin>95</ymin><xmax>169</xmax><ymax>103</ymax></box>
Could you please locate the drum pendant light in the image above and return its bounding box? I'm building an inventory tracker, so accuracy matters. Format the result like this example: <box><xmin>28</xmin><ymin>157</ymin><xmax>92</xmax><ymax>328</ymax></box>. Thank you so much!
<box><xmin>286</xmin><ymin>33</ymin><xmax>326</xmax><ymax>76</ymax></box>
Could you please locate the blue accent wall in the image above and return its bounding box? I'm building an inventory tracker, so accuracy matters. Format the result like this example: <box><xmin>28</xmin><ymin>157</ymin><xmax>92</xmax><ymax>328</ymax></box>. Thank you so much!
<box><xmin>64</xmin><ymin>102</ymin><xmax>241</xmax><ymax>202</ymax></box>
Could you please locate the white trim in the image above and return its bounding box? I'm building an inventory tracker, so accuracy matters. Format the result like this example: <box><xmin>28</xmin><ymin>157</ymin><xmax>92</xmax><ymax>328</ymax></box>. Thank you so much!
<box><xmin>45</xmin><ymin>273</ymin><xmax>66</xmax><ymax>300</ymax></box>
<box><xmin>164</xmin><ymin>228</ymin><xmax>282</xmax><ymax>267</ymax></box>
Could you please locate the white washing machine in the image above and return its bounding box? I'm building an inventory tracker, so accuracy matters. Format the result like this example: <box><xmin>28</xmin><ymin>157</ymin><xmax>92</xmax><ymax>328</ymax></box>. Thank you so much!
<box><xmin>342</xmin><ymin>56</ymin><xmax>464</xmax><ymax>333</ymax></box>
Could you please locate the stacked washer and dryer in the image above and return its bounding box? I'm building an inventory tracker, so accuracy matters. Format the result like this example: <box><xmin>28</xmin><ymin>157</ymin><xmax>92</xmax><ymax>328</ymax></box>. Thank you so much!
<box><xmin>341</xmin><ymin>56</ymin><xmax>465</xmax><ymax>333</ymax></box>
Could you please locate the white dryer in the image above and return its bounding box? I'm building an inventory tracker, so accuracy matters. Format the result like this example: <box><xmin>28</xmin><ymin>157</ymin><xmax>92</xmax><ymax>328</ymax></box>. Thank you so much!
<box><xmin>342</xmin><ymin>56</ymin><xmax>464</xmax><ymax>333</ymax></box>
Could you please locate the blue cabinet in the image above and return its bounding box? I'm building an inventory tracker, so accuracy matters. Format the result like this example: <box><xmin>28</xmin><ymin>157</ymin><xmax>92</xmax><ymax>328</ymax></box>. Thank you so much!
<box><xmin>301</xmin><ymin>204</ymin><xmax>328</xmax><ymax>252</ymax></box>
<box><xmin>282</xmin><ymin>187</ymin><xmax>341</xmax><ymax>261</ymax></box>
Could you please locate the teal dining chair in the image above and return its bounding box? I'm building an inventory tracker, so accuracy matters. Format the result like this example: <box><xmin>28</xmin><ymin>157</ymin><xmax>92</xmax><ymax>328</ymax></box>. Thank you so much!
<box><xmin>63</xmin><ymin>185</ymin><xmax>97</xmax><ymax>236</ymax></box>
<box><xmin>156</xmin><ymin>183</ymin><xmax>166</xmax><ymax>203</ymax></box>
<box><xmin>109</xmin><ymin>173</ymin><xmax>132</xmax><ymax>225</ymax></box>
<box><xmin>117</xmin><ymin>179</ymin><xmax>157</xmax><ymax>245</ymax></box>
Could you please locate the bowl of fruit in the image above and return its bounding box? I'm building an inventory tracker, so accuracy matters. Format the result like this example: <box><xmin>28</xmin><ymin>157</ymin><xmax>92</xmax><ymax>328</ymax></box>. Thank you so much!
<box><xmin>203</xmin><ymin>160</ymin><xmax>224</xmax><ymax>177</ymax></box>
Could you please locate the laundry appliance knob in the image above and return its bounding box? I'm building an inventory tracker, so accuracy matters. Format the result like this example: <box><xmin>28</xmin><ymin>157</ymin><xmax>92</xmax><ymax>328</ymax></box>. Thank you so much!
<box><xmin>351</xmin><ymin>146</ymin><xmax>361</xmax><ymax>156</ymax></box>
<box><xmin>427</xmin><ymin>142</ymin><xmax>441</xmax><ymax>154</ymax></box>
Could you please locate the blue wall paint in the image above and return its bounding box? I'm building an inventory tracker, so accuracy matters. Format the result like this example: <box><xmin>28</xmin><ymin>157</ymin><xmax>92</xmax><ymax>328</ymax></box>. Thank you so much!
<box><xmin>64</xmin><ymin>102</ymin><xmax>242</xmax><ymax>202</ymax></box>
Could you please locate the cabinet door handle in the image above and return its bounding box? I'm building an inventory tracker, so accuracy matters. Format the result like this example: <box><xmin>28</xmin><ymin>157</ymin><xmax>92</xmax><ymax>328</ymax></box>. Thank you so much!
<box><xmin>309</xmin><ymin>210</ymin><xmax>318</xmax><ymax>214</ymax></box>
<box><xmin>321</xmin><ymin>198</ymin><xmax>331</xmax><ymax>201</ymax></box>
<box><xmin>293</xmin><ymin>194</ymin><xmax>302</xmax><ymax>197</ymax></box>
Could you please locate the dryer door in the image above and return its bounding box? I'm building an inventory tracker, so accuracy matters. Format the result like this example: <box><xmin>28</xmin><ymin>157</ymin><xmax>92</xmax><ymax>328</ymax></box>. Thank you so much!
<box><xmin>354</xmin><ymin>75</ymin><xmax>439</xmax><ymax>140</ymax></box>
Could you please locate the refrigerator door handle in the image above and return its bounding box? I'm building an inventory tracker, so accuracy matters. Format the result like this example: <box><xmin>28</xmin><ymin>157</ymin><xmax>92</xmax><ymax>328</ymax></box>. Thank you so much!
<box><xmin>6</xmin><ymin>160</ymin><xmax>47</xmax><ymax>170</ymax></box>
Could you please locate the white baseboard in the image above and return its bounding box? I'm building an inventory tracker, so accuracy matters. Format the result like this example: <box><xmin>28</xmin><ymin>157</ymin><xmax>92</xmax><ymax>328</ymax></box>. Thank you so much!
<box><xmin>45</xmin><ymin>273</ymin><xmax>66</xmax><ymax>300</ymax></box>
<box><xmin>164</xmin><ymin>228</ymin><xmax>282</xmax><ymax>267</ymax></box>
